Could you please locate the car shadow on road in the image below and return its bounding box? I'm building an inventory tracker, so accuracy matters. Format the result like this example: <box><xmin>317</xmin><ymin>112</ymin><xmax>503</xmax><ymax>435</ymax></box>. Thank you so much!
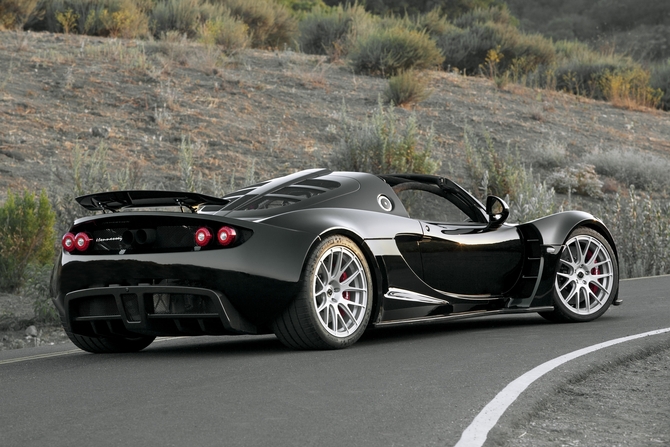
<box><xmin>360</xmin><ymin>311</ymin><xmax>626</xmax><ymax>346</ymax></box>
<box><xmin>142</xmin><ymin>334</ymin><xmax>287</xmax><ymax>357</ymax></box>
<box><xmin>138</xmin><ymin>313</ymin><xmax>552</xmax><ymax>356</ymax></box>
<box><xmin>362</xmin><ymin>313</ymin><xmax>552</xmax><ymax>343</ymax></box>
<box><xmin>133</xmin><ymin>312</ymin><xmax>624</xmax><ymax>357</ymax></box>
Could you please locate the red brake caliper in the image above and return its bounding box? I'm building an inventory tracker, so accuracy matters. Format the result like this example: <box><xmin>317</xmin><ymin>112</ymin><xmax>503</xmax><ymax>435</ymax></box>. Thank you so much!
<box><xmin>587</xmin><ymin>249</ymin><xmax>601</xmax><ymax>295</ymax></box>
<box><xmin>340</xmin><ymin>271</ymin><xmax>349</xmax><ymax>300</ymax></box>
<box><xmin>339</xmin><ymin>272</ymin><xmax>349</xmax><ymax>317</ymax></box>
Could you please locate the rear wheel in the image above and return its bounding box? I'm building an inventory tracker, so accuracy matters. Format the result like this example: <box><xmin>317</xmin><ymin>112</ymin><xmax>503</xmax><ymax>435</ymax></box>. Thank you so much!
<box><xmin>66</xmin><ymin>331</ymin><xmax>155</xmax><ymax>353</ymax></box>
<box><xmin>540</xmin><ymin>227</ymin><xmax>618</xmax><ymax>323</ymax></box>
<box><xmin>272</xmin><ymin>235</ymin><xmax>373</xmax><ymax>350</ymax></box>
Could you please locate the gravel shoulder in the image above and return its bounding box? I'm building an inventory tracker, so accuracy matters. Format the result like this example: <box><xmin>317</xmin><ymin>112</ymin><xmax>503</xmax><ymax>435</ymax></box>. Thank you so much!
<box><xmin>0</xmin><ymin>292</ymin><xmax>70</xmax><ymax>350</ymax></box>
<box><xmin>487</xmin><ymin>333</ymin><xmax>670</xmax><ymax>447</ymax></box>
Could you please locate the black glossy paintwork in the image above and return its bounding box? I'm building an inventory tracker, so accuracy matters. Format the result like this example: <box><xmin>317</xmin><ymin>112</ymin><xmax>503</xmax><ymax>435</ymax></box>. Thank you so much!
<box><xmin>395</xmin><ymin>235</ymin><xmax>423</xmax><ymax>278</ymax></box>
<box><xmin>53</xmin><ymin>169</ymin><xmax>619</xmax><ymax>338</ymax></box>
<box><xmin>419</xmin><ymin>224</ymin><xmax>523</xmax><ymax>296</ymax></box>
<box><xmin>77</xmin><ymin>190</ymin><xmax>228</xmax><ymax>211</ymax></box>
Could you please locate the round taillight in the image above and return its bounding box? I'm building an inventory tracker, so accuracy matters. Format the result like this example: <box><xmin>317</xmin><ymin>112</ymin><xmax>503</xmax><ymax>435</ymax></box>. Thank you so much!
<box><xmin>62</xmin><ymin>233</ymin><xmax>76</xmax><ymax>252</ymax></box>
<box><xmin>74</xmin><ymin>232</ymin><xmax>92</xmax><ymax>251</ymax></box>
<box><xmin>195</xmin><ymin>227</ymin><xmax>212</xmax><ymax>247</ymax></box>
<box><xmin>217</xmin><ymin>226</ymin><xmax>237</xmax><ymax>246</ymax></box>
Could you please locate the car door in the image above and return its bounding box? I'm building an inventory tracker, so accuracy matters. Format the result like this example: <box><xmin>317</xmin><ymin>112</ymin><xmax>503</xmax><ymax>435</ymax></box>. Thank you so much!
<box><xmin>395</xmin><ymin>186</ymin><xmax>524</xmax><ymax>297</ymax></box>
<box><xmin>419</xmin><ymin>222</ymin><xmax>523</xmax><ymax>296</ymax></box>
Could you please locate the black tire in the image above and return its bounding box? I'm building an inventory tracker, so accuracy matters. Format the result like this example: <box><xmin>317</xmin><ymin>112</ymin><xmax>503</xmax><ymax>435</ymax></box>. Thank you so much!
<box><xmin>66</xmin><ymin>331</ymin><xmax>155</xmax><ymax>353</ymax></box>
<box><xmin>272</xmin><ymin>235</ymin><xmax>373</xmax><ymax>350</ymax></box>
<box><xmin>540</xmin><ymin>227</ymin><xmax>618</xmax><ymax>323</ymax></box>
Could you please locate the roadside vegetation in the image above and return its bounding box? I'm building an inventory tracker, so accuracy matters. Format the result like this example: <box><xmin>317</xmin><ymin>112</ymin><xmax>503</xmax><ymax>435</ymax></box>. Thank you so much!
<box><xmin>2</xmin><ymin>0</ymin><xmax>669</xmax><ymax>108</ymax></box>
<box><xmin>1</xmin><ymin>0</ymin><xmax>669</xmax><ymax>329</ymax></box>
<box><xmin>462</xmin><ymin>128</ymin><xmax>670</xmax><ymax>279</ymax></box>
<box><xmin>333</xmin><ymin>101</ymin><xmax>438</xmax><ymax>174</ymax></box>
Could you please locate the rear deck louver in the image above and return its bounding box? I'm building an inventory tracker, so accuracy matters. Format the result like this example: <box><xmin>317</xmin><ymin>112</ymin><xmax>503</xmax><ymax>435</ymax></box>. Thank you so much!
<box><xmin>236</xmin><ymin>179</ymin><xmax>340</xmax><ymax>211</ymax></box>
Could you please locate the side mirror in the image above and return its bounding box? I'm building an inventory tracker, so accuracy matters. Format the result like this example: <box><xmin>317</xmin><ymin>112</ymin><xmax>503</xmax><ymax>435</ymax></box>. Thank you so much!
<box><xmin>485</xmin><ymin>196</ymin><xmax>509</xmax><ymax>229</ymax></box>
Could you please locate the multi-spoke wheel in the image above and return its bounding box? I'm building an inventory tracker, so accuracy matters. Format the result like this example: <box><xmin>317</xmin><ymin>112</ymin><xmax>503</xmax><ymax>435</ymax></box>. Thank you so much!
<box><xmin>272</xmin><ymin>235</ymin><xmax>373</xmax><ymax>349</ymax></box>
<box><xmin>540</xmin><ymin>227</ymin><xmax>618</xmax><ymax>323</ymax></box>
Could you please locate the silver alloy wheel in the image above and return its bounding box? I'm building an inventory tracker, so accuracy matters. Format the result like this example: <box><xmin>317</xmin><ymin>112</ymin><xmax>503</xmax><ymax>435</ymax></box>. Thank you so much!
<box><xmin>555</xmin><ymin>234</ymin><xmax>615</xmax><ymax>315</ymax></box>
<box><xmin>313</xmin><ymin>246</ymin><xmax>368</xmax><ymax>337</ymax></box>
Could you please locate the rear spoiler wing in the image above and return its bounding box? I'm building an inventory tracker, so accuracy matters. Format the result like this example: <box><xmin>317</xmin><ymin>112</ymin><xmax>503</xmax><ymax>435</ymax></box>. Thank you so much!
<box><xmin>76</xmin><ymin>190</ymin><xmax>229</xmax><ymax>212</ymax></box>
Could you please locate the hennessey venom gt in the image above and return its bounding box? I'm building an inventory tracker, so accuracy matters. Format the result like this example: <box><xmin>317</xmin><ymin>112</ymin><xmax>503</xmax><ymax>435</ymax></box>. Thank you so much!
<box><xmin>52</xmin><ymin>168</ymin><xmax>620</xmax><ymax>352</ymax></box>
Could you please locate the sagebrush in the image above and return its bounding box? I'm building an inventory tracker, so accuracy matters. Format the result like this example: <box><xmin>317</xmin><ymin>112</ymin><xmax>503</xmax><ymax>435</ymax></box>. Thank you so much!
<box><xmin>298</xmin><ymin>3</ymin><xmax>370</xmax><ymax>57</ymax></box>
<box><xmin>383</xmin><ymin>70</ymin><xmax>431</xmax><ymax>106</ymax></box>
<box><xmin>598</xmin><ymin>188</ymin><xmax>670</xmax><ymax>278</ymax></box>
<box><xmin>0</xmin><ymin>190</ymin><xmax>56</xmax><ymax>293</ymax></box>
<box><xmin>334</xmin><ymin>102</ymin><xmax>439</xmax><ymax>175</ymax></box>
<box><xmin>348</xmin><ymin>26</ymin><xmax>444</xmax><ymax>77</ymax></box>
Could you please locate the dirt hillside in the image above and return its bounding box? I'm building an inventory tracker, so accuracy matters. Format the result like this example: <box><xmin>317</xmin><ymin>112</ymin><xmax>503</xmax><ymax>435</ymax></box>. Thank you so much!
<box><xmin>2</xmin><ymin>30</ymin><xmax>670</xmax><ymax>205</ymax></box>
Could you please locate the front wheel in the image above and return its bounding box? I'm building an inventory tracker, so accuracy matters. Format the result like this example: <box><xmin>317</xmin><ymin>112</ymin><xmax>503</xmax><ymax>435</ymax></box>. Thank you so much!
<box><xmin>66</xmin><ymin>331</ymin><xmax>155</xmax><ymax>353</ymax></box>
<box><xmin>272</xmin><ymin>235</ymin><xmax>373</xmax><ymax>350</ymax></box>
<box><xmin>540</xmin><ymin>227</ymin><xmax>618</xmax><ymax>323</ymax></box>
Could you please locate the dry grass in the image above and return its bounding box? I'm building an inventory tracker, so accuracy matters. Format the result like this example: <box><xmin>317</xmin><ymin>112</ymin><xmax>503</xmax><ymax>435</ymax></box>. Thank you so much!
<box><xmin>383</xmin><ymin>70</ymin><xmax>431</xmax><ymax>107</ymax></box>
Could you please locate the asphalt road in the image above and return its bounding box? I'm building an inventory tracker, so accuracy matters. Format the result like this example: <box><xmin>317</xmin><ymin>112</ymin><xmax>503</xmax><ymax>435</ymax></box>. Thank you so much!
<box><xmin>1</xmin><ymin>276</ymin><xmax>669</xmax><ymax>447</ymax></box>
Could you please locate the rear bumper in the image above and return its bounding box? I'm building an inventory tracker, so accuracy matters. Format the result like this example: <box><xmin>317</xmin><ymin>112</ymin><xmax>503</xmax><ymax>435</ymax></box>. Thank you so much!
<box><xmin>60</xmin><ymin>285</ymin><xmax>258</xmax><ymax>338</ymax></box>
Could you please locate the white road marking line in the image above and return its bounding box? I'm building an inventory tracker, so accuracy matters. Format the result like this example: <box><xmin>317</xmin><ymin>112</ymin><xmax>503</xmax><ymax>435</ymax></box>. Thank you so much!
<box><xmin>0</xmin><ymin>336</ymin><xmax>184</xmax><ymax>366</ymax></box>
<box><xmin>0</xmin><ymin>349</ymin><xmax>82</xmax><ymax>365</ymax></box>
<box><xmin>454</xmin><ymin>327</ymin><xmax>670</xmax><ymax>447</ymax></box>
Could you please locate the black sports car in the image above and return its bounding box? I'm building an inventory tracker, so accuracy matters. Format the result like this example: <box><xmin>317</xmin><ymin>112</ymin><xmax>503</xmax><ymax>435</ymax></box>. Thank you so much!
<box><xmin>52</xmin><ymin>168</ymin><xmax>620</xmax><ymax>352</ymax></box>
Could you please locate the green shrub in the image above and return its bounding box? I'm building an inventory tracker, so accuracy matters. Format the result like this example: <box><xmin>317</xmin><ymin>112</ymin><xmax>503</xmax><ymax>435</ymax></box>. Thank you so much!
<box><xmin>369</xmin><ymin>8</ymin><xmax>458</xmax><ymax>41</ymax></box>
<box><xmin>436</xmin><ymin>22</ymin><xmax>555</xmax><ymax>75</ymax></box>
<box><xmin>552</xmin><ymin>39</ymin><xmax>594</xmax><ymax>61</ymax></box>
<box><xmin>508</xmin><ymin>32</ymin><xmax>556</xmax><ymax>74</ymax></box>
<box><xmin>348</xmin><ymin>26</ymin><xmax>444</xmax><ymax>76</ymax></box>
<box><xmin>55</xmin><ymin>7</ymin><xmax>78</xmax><ymax>33</ymax></box>
<box><xmin>452</xmin><ymin>5</ymin><xmax>517</xmax><ymax>28</ymax></box>
<box><xmin>277</xmin><ymin>0</ymin><xmax>328</xmax><ymax>17</ymax></box>
<box><xmin>651</xmin><ymin>59</ymin><xmax>670</xmax><ymax>110</ymax></box>
<box><xmin>298</xmin><ymin>3</ymin><xmax>370</xmax><ymax>56</ymax></box>
<box><xmin>413</xmin><ymin>8</ymin><xmax>454</xmax><ymax>37</ymax></box>
<box><xmin>363</xmin><ymin>0</ymin><xmax>505</xmax><ymax>17</ymax></box>
<box><xmin>151</xmin><ymin>0</ymin><xmax>224</xmax><ymax>38</ymax></box>
<box><xmin>81</xmin><ymin>0</ymin><xmax>151</xmax><ymax>37</ymax></box>
<box><xmin>601</xmin><ymin>67</ymin><xmax>662</xmax><ymax>109</ymax></box>
<box><xmin>553</xmin><ymin>62</ymin><xmax>617</xmax><ymax>98</ymax></box>
<box><xmin>528</xmin><ymin>34</ymin><xmax>670</xmax><ymax>109</ymax></box>
<box><xmin>0</xmin><ymin>190</ymin><xmax>56</xmax><ymax>293</ymax></box>
<box><xmin>217</xmin><ymin>0</ymin><xmax>298</xmax><ymax>49</ymax></box>
<box><xmin>383</xmin><ymin>70</ymin><xmax>431</xmax><ymax>106</ymax></box>
<box><xmin>0</xmin><ymin>0</ymin><xmax>41</xmax><ymax>29</ymax></box>
<box><xmin>198</xmin><ymin>12</ymin><xmax>249</xmax><ymax>51</ymax></box>
<box><xmin>546</xmin><ymin>43</ymin><xmax>653</xmax><ymax>102</ymax></box>
<box><xmin>333</xmin><ymin>102</ymin><xmax>439</xmax><ymax>175</ymax></box>
<box><xmin>41</xmin><ymin>0</ymin><xmax>151</xmax><ymax>37</ymax></box>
